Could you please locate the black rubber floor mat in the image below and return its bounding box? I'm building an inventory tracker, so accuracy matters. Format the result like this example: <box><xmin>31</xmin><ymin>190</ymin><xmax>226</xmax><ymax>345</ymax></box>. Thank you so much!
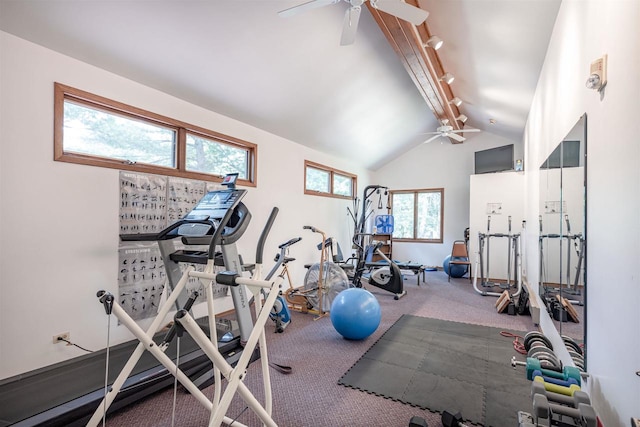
<box><xmin>338</xmin><ymin>315</ymin><xmax>531</xmax><ymax>426</ymax></box>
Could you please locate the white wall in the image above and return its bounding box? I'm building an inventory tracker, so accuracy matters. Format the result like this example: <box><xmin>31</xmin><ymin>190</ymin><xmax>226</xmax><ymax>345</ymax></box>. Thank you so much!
<box><xmin>0</xmin><ymin>32</ymin><xmax>372</xmax><ymax>379</ymax></box>
<box><xmin>523</xmin><ymin>1</ymin><xmax>640</xmax><ymax>425</ymax></box>
<box><xmin>374</xmin><ymin>131</ymin><xmax>521</xmax><ymax>268</ymax></box>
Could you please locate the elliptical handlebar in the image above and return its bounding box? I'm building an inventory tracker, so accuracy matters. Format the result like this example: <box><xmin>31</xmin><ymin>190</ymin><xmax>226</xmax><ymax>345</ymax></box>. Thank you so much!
<box><xmin>255</xmin><ymin>207</ymin><xmax>279</xmax><ymax>265</ymax></box>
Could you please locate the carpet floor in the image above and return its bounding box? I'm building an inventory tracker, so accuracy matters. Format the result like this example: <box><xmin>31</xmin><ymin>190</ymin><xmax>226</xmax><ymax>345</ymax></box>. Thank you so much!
<box><xmin>102</xmin><ymin>270</ymin><xmax>543</xmax><ymax>427</ymax></box>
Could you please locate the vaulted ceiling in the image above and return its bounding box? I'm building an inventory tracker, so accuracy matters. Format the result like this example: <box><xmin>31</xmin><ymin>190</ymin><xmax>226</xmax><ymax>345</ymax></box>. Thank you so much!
<box><xmin>0</xmin><ymin>0</ymin><xmax>561</xmax><ymax>170</ymax></box>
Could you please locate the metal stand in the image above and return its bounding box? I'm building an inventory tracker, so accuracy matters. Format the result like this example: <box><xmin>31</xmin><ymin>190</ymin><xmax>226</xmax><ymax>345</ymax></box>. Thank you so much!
<box><xmin>474</xmin><ymin>216</ymin><xmax>522</xmax><ymax>298</ymax></box>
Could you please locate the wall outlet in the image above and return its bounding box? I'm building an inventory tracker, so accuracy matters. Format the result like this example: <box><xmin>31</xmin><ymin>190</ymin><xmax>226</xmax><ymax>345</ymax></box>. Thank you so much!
<box><xmin>53</xmin><ymin>332</ymin><xmax>70</xmax><ymax>345</ymax></box>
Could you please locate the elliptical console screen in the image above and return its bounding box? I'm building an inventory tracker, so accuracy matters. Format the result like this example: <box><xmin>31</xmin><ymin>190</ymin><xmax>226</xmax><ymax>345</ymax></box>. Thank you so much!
<box><xmin>186</xmin><ymin>189</ymin><xmax>246</xmax><ymax>221</ymax></box>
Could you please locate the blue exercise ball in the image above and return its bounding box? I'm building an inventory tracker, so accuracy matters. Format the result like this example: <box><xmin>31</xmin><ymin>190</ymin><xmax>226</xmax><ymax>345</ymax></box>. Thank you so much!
<box><xmin>443</xmin><ymin>255</ymin><xmax>468</xmax><ymax>278</ymax></box>
<box><xmin>330</xmin><ymin>288</ymin><xmax>381</xmax><ymax>340</ymax></box>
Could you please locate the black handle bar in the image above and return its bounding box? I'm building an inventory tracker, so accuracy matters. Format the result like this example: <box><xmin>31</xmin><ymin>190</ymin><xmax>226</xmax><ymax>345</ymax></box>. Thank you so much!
<box><xmin>255</xmin><ymin>207</ymin><xmax>279</xmax><ymax>265</ymax></box>
<box><xmin>279</xmin><ymin>237</ymin><xmax>302</xmax><ymax>249</ymax></box>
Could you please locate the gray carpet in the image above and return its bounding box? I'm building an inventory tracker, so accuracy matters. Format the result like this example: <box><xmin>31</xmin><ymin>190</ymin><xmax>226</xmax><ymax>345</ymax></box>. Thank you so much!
<box><xmin>339</xmin><ymin>315</ymin><xmax>531</xmax><ymax>426</ymax></box>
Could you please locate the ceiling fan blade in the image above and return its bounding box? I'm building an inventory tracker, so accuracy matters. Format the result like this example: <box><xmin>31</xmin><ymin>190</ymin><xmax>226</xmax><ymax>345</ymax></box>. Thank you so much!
<box><xmin>340</xmin><ymin>6</ymin><xmax>362</xmax><ymax>45</ymax></box>
<box><xmin>371</xmin><ymin>0</ymin><xmax>429</xmax><ymax>25</ymax></box>
<box><xmin>278</xmin><ymin>0</ymin><xmax>340</xmax><ymax>17</ymax></box>
<box><xmin>448</xmin><ymin>132</ymin><xmax>466</xmax><ymax>142</ymax></box>
<box><xmin>449</xmin><ymin>128</ymin><xmax>482</xmax><ymax>133</ymax></box>
<box><xmin>423</xmin><ymin>135</ymin><xmax>441</xmax><ymax>144</ymax></box>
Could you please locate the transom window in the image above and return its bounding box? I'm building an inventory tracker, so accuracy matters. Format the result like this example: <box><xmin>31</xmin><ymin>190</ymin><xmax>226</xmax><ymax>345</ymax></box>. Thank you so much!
<box><xmin>304</xmin><ymin>160</ymin><xmax>356</xmax><ymax>199</ymax></box>
<box><xmin>54</xmin><ymin>83</ymin><xmax>256</xmax><ymax>186</ymax></box>
<box><xmin>391</xmin><ymin>188</ymin><xmax>444</xmax><ymax>242</ymax></box>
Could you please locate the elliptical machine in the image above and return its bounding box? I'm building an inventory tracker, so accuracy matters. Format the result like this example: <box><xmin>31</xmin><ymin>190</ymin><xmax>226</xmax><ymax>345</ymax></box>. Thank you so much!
<box><xmin>91</xmin><ymin>179</ymin><xmax>284</xmax><ymax>427</ymax></box>
<box><xmin>349</xmin><ymin>185</ymin><xmax>406</xmax><ymax>300</ymax></box>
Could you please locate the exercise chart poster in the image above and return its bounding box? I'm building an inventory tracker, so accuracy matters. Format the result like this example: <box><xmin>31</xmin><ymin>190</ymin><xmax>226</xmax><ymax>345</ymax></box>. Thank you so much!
<box><xmin>167</xmin><ymin>177</ymin><xmax>206</xmax><ymax>224</ymax></box>
<box><xmin>118</xmin><ymin>172</ymin><xmax>229</xmax><ymax>320</ymax></box>
<box><xmin>120</xmin><ymin>172</ymin><xmax>167</xmax><ymax>234</ymax></box>
<box><xmin>118</xmin><ymin>245</ymin><xmax>166</xmax><ymax>321</ymax></box>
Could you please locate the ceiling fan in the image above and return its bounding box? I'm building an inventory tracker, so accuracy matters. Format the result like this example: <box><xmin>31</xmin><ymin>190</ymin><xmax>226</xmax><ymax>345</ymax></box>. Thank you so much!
<box><xmin>422</xmin><ymin>120</ymin><xmax>481</xmax><ymax>144</ymax></box>
<box><xmin>278</xmin><ymin>0</ymin><xmax>429</xmax><ymax>46</ymax></box>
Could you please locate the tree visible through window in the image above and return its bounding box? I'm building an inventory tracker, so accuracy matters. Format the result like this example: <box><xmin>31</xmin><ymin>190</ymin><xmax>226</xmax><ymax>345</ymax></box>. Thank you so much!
<box><xmin>63</xmin><ymin>100</ymin><xmax>177</xmax><ymax>167</ymax></box>
<box><xmin>391</xmin><ymin>189</ymin><xmax>443</xmax><ymax>242</ymax></box>
<box><xmin>304</xmin><ymin>160</ymin><xmax>356</xmax><ymax>199</ymax></box>
<box><xmin>54</xmin><ymin>83</ymin><xmax>257</xmax><ymax>186</ymax></box>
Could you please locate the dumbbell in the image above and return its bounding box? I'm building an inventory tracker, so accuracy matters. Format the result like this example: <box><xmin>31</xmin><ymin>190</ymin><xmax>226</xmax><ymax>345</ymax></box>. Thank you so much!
<box><xmin>533</xmin><ymin>376</ymin><xmax>581</xmax><ymax>397</ymax></box>
<box><xmin>531</xmin><ymin>381</ymin><xmax>590</xmax><ymax>407</ymax></box>
<box><xmin>512</xmin><ymin>356</ymin><xmax>582</xmax><ymax>385</ymax></box>
<box><xmin>441</xmin><ymin>410</ymin><xmax>469</xmax><ymax>427</ymax></box>
<box><xmin>532</xmin><ymin>393</ymin><xmax>597</xmax><ymax>427</ymax></box>
<box><xmin>408</xmin><ymin>416</ymin><xmax>428</xmax><ymax>427</ymax></box>
<box><xmin>532</xmin><ymin>369</ymin><xmax>578</xmax><ymax>388</ymax></box>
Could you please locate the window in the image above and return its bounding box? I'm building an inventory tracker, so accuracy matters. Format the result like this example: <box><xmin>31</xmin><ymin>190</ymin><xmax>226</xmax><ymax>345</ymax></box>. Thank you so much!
<box><xmin>304</xmin><ymin>160</ymin><xmax>356</xmax><ymax>199</ymax></box>
<box><xmin>54</xmin><ymin>83</ymin><xmax>257</xmax><ymax>186</ymax></box>
<box><xmin>391</xmin><ymin>188</ymin><xmax>444</xmax><ymax>242</ymax></box>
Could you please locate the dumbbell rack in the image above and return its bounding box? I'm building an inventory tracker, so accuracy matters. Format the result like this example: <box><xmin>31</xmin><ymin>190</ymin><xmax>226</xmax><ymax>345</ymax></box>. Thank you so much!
<box><xmin>512</xmin><ymin>332</ymin><xmax>593</xmax><ymax>427</ymax></box>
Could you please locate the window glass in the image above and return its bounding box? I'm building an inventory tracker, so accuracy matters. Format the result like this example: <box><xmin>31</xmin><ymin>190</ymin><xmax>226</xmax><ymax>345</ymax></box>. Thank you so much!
<box><xmin>391</xmin><ymin>189</ymin><xmax>443</xmax><ymax>242</ymax></box>
<box><xmin>186</xmin><ymin>133</ymin><xmax>248</xmax><ymax>179</ymax></box>
<box><xmin>55</xmin><ymin>83</ymin><xmax>257</xmax><ymax>185</ymax></box>
<box><xmin>64</xmin><ymin>100</ymin><xmax>176</xmax><ymax>166</ymax></box>
<box><xmin>392</xmin><ymin>193</ymin><xmax>415</xmax><ymax>239</ymax></box>
<box><xmin>417</xmin><ymin>191</ymin><xmax>442</xmax><ymax>239</ymax></box>
<box><xmin>304</xmin><ymin>160</ymin><xmax>356</xmax><ymax>199</ymax></box>
<box><xmin>306</xmin><ymin>167</ymin><xmax>330</xmax><ymax>193</ymax></box>
<box><xmin>333</xmin><ymin>173</ymin><xmax>353</xmax><ymax>197</ymax></box>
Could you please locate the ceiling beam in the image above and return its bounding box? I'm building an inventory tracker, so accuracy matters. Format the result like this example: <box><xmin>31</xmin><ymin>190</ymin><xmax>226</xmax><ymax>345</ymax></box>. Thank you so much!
<box><xmin>366</xmin><ymin>0</ymin><xmax>462</xmax><ymax>132</ymax></box>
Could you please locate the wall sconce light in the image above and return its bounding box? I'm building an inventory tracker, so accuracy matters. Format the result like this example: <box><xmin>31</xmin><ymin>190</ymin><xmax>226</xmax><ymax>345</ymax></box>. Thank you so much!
<box><xmin>425</xmin><ymin>36</ymin><xmax>443</xmax><ymax>50</ymax></box>
<box><xmin>440</xmin><ymin>72</ymin><xmax>455</xmax><ymax>85</ymax></box>
<box><xmin>455</xmin><ymin>114</ymin><xmax>468</xmax><ymax>123</ymax></box>
<box><xmin>448</xmin><ymin>97</ymin><xmax>462</xmax><ymax>107</ymax></box>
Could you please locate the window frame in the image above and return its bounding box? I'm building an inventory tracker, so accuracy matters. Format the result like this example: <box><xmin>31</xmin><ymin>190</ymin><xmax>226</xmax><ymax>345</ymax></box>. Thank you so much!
<box><xmin>54</xmin><ymin>83</ymin><xmax>257</xmax><ymax>186</ymax></box>
<box><xmin>304</xmin><ymin>160</ymin><xmax>357</xmax><ymax>199</ymax></box>
<box><xmin>390</xmin><ymin>188</ymin><xmax>444</xmax><ymax>243</ymax></box>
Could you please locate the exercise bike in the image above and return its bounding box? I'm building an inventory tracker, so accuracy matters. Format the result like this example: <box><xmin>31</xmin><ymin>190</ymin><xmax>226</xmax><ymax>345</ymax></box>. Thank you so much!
<box><xmin>284</xmin><ymin>226</ymin><xmax>350</xmax><ymax>319</ymax></box>
<box><xmin>262</xmin><ymin>236</ymin><xmax>301</xmax><ymax>333</ymax></box>
<box><xmin>349</xmin><ymin>184</ymin><xmax>407</xmax><ymax>299</ymax></box>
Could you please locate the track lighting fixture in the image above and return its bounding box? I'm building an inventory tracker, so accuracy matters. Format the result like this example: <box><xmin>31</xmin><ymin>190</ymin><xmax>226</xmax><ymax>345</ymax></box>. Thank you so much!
<box><xmin>425</xmin><ymin>35</ymin><xmax>443</xmax><ymax>50</ymax></box>
<box><xmin>455</xmin><ymin>114</ymin><xmax>468</xmax><ymax>123</ymax></box>
<box><xmin>448</xmin><ymin>97</ymin><xmax>462</xmax><ymax>107</ymax></box>
<box><xmin>439</xmin><ymin>72</ymin><xmax>454</xmax><ymax>85</ymax></box>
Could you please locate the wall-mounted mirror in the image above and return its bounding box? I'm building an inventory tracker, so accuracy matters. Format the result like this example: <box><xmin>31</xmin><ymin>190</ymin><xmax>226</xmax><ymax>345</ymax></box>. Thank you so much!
<box><xmin>538</xmin><ymin>115</ymin><xmax>586</xmax><ymax>364</ymax></box>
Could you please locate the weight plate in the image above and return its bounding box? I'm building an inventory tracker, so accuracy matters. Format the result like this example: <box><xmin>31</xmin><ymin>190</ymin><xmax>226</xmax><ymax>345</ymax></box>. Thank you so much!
<box><xmin>572</xmin><ymin>358</ymin><xmax>585</xmax><ymax>371</ymax></box>
<box><xmin>567</xmin><ymin>350</ymin><xmax>583</xmax><ymax>361</ymax></box>
<box><xmin>528</xmin><ymin>345</ymin><xmax>555</xmax><ymax>359</ymax></box>
<box><xmin>539</xmin><ymin>358</ymin><xmax>561</xmax><ymax>370</ymax></box>
<box><xmin>562</xmin><ymin>335</ymin><xmax>583</xmax><ymax>355</ymax></box>
<box><xmin>536</xmin><ymin>353</ymin><xmax>561</xmax><ymax>369</ymax></box>
<box><xmin>524</xmin><ymin>332</ymin><xmax>553</xmax><ymax>351</ymax></box>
